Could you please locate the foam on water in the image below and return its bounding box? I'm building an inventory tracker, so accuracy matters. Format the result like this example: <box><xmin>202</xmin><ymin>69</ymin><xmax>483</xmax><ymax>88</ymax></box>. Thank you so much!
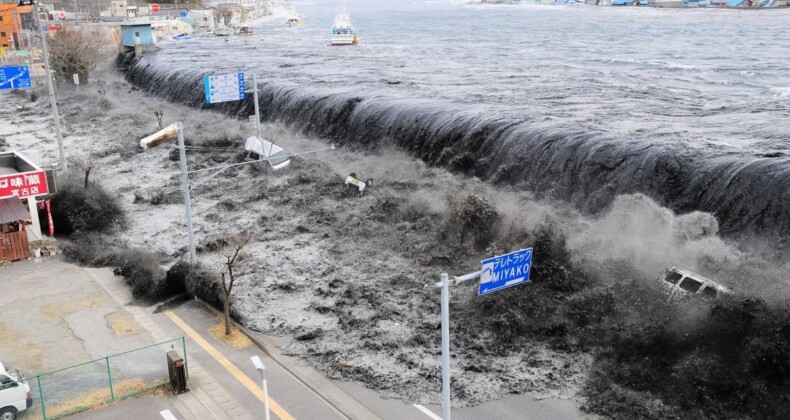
<box><xmin>121</xmin><ymin>0</ymin><xmax>790</xmax><ymax>255</ymax></box>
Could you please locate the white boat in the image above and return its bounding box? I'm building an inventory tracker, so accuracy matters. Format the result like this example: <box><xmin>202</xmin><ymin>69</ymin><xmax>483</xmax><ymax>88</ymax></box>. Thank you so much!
<box><xmin>329</xmin><ymin>2</ymin><xmax>358</xmax><ymax>46</ymax></box>
<box><xmin>286</xmin><ymin>8</ymin><xmax>304</xmax><ymax>27</ymax></box>
<box><xmin>215</xmin><ymin>26</ymin><xmax>231</xmax><ymax>37</ymax></box>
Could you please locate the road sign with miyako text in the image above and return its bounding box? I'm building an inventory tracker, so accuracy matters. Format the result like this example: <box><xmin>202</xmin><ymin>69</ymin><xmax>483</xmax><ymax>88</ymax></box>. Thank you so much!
<box><xmin>204</xmin><ymin>72</ymin><xmax>245</xmax><ymax>104</ymax></box>
<box><xmin>0</xmin><ymin>171</ymin><xmax>49</xmax><ymax>199</ymax></box>
<box><xmin>478</xmin><ymin>248</ymin><xmax>532</xmax><ymax>295</ymax></box>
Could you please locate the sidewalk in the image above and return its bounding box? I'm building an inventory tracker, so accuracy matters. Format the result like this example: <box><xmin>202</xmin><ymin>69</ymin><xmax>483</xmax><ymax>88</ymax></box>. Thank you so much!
<box><xmin>84</xmin><ymin>267</ymin><xmax>256</xmax><ymax>420</ymax></box>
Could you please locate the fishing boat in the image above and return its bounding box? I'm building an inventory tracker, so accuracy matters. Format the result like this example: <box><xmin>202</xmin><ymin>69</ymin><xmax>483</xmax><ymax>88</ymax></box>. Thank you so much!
<box><xmin>329</xmin><ymin>2</ymin><xmax>358</xmax><ymax>46</ymax></box>
<box><xmin>286</xmin><ymin>8</ymin><xmax>304</xmax><ymax>27</ymax></box>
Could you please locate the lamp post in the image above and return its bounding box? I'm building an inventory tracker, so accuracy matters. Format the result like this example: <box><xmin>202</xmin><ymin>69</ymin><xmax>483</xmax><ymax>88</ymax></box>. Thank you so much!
<box><xmin>250</xmin><ymin>356</ymin><xmax>270</xmax><ymax>420</ymax></box>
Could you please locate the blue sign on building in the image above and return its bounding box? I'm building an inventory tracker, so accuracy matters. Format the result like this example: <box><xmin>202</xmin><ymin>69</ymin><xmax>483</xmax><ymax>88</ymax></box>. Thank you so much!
<box><xmin>204</xmin><ymin>72</ymin><xmax>245</xmax><ymax>104</ymax></box>
<box><xmin>478</xmin><ymin>248</ymin><xmax>533</xmax><ymax>296</ymax></box>
<box><xmin>180</xmin><ymin>11</ymin><xmax>188</xmax><ymax>18</ymax></box>
<box><xmin>0</xmin><ymin>65</ymin><xmax>32</xmax><ymax>90</ymax></box>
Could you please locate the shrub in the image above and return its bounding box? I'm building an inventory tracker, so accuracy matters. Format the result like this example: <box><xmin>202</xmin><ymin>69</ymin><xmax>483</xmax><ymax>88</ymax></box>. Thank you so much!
<box><xmin>61</xmin><ymin>232</ymin><xmax>118</xmax><ymax>266</ymax></box>
<box><xmin>113</xmin><ymin>250</ymin><xmax>167</xmax><ymax>301</ymax></box>
<box><xmin>50</xmin><ymin>179</ymin><xmax>126</xmax><ymax>235</ymax></box>
<box><xmin>166</xmin><ymin>261</ymin><xmax>223</xmax><ymax>309</ymax></box>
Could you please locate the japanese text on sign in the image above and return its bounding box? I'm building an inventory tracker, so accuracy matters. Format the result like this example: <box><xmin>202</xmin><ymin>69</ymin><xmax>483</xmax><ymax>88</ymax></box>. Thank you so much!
<box><xmin>478</xmin><ymin>248</ymin><xmax>533</xmax><ymax>296</ymax></box>
<box><xmin>0</xmin><ymin>171</ymin><xmax>49</xmax><ymax>199</ymax></box>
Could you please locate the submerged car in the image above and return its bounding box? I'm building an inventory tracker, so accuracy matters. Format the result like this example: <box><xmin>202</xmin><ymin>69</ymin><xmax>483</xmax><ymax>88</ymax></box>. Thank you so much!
<box><xmin>659</xmin><ymin>267</ymin><xmax>732</xmax><ymax>299</ymax></box>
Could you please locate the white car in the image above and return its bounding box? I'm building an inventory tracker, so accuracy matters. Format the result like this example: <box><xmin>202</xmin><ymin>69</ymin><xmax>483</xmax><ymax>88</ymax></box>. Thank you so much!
<box><xmin>659</xmin><ymin>267</ymin><xmax>732</xmax><ymax>299</ymax></box>
<box><xmin>0</xmin><ymin>362</ymin><xmax>32</xmax><ymax>420</ymax></box>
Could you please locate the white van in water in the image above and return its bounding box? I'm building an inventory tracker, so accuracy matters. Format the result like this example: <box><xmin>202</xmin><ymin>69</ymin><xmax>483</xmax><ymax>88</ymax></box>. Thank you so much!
<box><xmin>659</xmin><ymin>267</ymin><xmax>732</xmax><ymax>300</ymax></box>
<box><xmin>0</xmin><ymin>362</ymin><xmax>32</xmax><ymax>420</ymax></box>
<box><xmin>244</xmin><ymin>136</ymin><xmax>291</xmax><ymax>171</ymax></box>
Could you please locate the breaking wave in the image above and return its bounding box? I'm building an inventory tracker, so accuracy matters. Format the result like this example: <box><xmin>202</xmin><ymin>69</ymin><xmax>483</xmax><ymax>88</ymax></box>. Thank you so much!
<box><xmin>121</xmin><ymin>55</ymin><xmax>789</xmax><ymax>257</ymax></box>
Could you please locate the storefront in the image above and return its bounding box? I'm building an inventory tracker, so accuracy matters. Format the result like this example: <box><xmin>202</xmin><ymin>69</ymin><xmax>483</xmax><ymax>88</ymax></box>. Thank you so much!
<box><xmin>0</xmin><ymin>151</ymin><xmax>50</xmax><ymax>262</ymax></box>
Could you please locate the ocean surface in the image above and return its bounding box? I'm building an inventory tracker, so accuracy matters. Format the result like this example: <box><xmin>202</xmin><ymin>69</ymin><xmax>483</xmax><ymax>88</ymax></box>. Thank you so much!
<box><xmin>127</xmin><ymin>1</ymin><xmax>790</xmax><ymax>251</ymax></box>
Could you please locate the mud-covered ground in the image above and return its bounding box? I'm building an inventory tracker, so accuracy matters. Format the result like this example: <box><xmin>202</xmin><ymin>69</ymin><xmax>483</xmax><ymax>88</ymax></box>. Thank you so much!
<box><xmin>3</xmin><ymin>63</ymin><xmax>789</xmax><ymax>413</ymax></box>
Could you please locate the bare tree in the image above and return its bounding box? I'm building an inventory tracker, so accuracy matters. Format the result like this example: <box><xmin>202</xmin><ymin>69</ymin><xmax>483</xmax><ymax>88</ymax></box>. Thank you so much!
<box><xmin>47</xmin><ymin>28</ymin><xmax>110</xmax><ymax>83</ymax></box>
<box><xmin>70</xmin><ymin>154</ymin><xmax>95</xmax><ymax>188</ymax></box>
<box><xmin>216</xmin><ymin>234</ymin><xmax>253</xmax><ymax>335</ymax></box>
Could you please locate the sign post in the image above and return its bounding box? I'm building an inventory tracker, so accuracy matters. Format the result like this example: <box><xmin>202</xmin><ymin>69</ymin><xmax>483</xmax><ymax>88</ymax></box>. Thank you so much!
<box><xmin>435</xmin><ymin>248</ymin><xmax>533</xmax><ymax>420</ymax></box>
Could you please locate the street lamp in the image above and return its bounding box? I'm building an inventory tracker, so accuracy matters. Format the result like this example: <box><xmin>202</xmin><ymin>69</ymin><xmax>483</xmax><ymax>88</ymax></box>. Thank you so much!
<box><xmin>250</xmin><ymin>355</ymin><xmax>270</xmax><ymax>420</ymax></box>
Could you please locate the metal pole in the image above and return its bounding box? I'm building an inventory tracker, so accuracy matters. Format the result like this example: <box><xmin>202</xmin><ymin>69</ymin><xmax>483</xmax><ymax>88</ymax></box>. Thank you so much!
<box><xmin>261</xmin><ymin>369</ymin><xmax>270</xmax><ymax>420</ymax></box>
<box><xmin>106</xmin><ymin>356</ymin><xmax>115</xmax><ymax>400</ymax></box>
<box><xmin>439</xmin><ymin>272</ymin><xmax>451</xmax><ymax>420</ymax></box>
<box><xmin>253</xmin><ymin>74</ymin><xmax>261</xmax><ymax>140</ymax></box>
<box><xmin>177</xmin><ymin>123</ymin><xmax>197</xmax><ymax>265</ymax></box>
<box><xmin>33</xmin><ymin>3</ymin><xmax>68</xmax><ymax>172</ymax></box>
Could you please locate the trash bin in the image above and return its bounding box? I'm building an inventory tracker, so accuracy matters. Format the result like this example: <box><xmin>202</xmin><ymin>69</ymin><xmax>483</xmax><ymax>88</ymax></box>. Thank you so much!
<box><xmin>167</xmin><ymin>350</ymin><xmax>189</xmax><ymax>394</ymax></box>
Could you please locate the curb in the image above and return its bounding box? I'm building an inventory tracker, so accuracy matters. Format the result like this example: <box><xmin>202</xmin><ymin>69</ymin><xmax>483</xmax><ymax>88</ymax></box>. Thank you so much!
<box><xmin>194</xmin><ymin>297</ymin><xmax>380</xmax><ymax>420</ymax></box>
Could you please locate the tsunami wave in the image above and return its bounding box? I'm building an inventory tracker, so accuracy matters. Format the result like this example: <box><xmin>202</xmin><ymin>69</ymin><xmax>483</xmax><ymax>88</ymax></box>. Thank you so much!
<box><xmin>121</xmin><ymin>55</ymin><xmax>790</xmax><ymax>256</ymax></box>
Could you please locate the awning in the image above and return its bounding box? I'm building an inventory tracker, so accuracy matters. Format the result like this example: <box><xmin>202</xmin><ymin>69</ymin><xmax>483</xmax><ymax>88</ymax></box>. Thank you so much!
<box><xmin>0</xmin><ymin>197</ymin><xmax>30</xmax><ymax>224</ymax></box>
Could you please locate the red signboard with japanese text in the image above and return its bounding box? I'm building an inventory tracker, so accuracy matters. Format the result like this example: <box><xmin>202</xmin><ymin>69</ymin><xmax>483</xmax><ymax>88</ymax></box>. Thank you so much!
<box><xmin>0</xmin><ymin>171</ymin><xmax>49</xmax><ymax>199</ymax></box>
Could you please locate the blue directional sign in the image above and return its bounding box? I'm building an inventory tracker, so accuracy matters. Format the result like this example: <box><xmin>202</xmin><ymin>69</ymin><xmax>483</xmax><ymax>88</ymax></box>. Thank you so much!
<box><xmin>204</xmin><ymin>72</ymin><xmax>245</xmax><ymax>105</ymax></box>
<box><xmin>478</xmin><ymin>248</ymin><xmax>532</xmax><ymax>296</ymax></box>
<box><xmin>180</xmin><ymin>11</ymin><xmax>188</xmax><ymax>18</ymax></box>
<box><xmin>0</xmin><ymin>65</ymin><xmax>32</xmax><ymax>90</ymax></box>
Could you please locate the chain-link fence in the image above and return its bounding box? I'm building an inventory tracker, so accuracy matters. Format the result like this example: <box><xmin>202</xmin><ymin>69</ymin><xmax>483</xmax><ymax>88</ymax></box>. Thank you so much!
<box><xmin>16</xmin><ymin>337</ymin><xmax>187</xmax><ymax>420</ymax></box>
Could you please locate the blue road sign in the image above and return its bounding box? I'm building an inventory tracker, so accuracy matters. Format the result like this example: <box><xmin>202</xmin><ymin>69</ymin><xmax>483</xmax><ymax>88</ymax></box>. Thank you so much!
<box><xmin>478</xmin><ymin>248</ymin><xmax>532</xmax><ymax>296</ymax></box>
<box><xmin>0</xmin><ymin>65</ymin><xmax>32</xmax><ymax>90</ymax></box>
<box><xmin>180</xmin><ymin>11</ymin><xmax>188</xmax><ymax>18</ymax></box>
<box><xmin>204</xmin><ymin>72</ymin><xmax>245</xmax><ymax>104</ymax></box>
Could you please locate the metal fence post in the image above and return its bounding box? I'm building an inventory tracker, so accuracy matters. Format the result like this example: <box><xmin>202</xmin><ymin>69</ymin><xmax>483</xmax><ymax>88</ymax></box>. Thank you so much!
<box><xmin>37</xmin><ymin>375</ymin><xmax>47</xmax><ymax>420</ymax></box>
<box><xmin>106</xmin><ymin>356</ymin><xmax>115</xmax><ymax>401</ymax></box>
<box><xmin>181</xmin><ymin>336</ymin><xmax>189</xmax><ymax>378</ymax></box>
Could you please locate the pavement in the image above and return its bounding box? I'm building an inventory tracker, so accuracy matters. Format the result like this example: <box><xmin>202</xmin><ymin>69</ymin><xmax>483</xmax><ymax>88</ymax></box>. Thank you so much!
<box><xmin>1</xmin><ymin>256</ymin><xmax>592</xmax><ymax>420</ymax></box>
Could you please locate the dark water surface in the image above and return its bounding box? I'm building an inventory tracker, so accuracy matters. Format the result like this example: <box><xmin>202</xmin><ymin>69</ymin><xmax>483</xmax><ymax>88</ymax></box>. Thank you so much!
<box><xmin>126</xmin><ymin>1</ymin><xmax>790</xmax><ymax>252</ymax></box>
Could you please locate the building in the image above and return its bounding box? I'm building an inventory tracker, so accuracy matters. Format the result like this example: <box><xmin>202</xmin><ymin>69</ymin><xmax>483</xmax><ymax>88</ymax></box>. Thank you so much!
<box><xmin>0</xmin><ymin>3</ymin><xmax>33</xmax><ymax>51</ymax></box>
<box><xmin>187</xmin><ymin>10</ymin><xmax>215</xmax><ymax>33</ymax></box>
<box><xmin>0</xmin><ymin>151</ymin><xmax>51</xmax><ymax>262</ymax></box>
<box><xmin>121</xmin><ymin>22</ymin><xmax>155</xmax><ymax>54</ymax></box>
<box><xmin>151</xmin><ymin>19</ymin><xmax>193</xmax><ymax>39</ymax></box>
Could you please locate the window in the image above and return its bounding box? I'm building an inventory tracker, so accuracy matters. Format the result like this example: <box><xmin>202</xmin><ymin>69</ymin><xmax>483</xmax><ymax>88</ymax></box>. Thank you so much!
<box><xmin>663</xmin><ymin>270</ymin><xmax>683</xmax><ymax>285</ymax></box>
<box><xmin>0</xmin><ymin>32</ymin><xmax>5</xmax><ymax>38</ymax></box>
<box><xmin>700</xmin><ymin>287</ymin><xmax>717</xmax><ymax>299</ymax></box>
<box><xmin>679</xmin><ymin>278</ymin><xmax>703</xmax><ymax>293</ymax></box>
<box><xmin>135</xmin><ymin>31</ymin><xmax>140</xmax><ymax>37</ymax></box>
<box><xmin>0</xmin><ymin>375</ymin><xmax>17</xmax><ymax>390</ymax></box>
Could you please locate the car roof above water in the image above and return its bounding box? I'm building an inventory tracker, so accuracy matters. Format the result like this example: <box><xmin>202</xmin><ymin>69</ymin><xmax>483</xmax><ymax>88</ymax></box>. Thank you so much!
<box><xmin>662</xmin><ymin>266</ymin><xmax>732</xmax><ymax>295</ymax></box>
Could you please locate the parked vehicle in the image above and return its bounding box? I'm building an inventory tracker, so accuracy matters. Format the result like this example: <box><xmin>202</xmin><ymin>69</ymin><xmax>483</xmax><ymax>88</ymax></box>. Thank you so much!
<box><xmin>0</xmin><ymin>362</ymin><xmax>32</xmax><ymax>420</ymax></box>
<box><xmin>659</xmin><ymin>267</ymin><xmax>731</xmax><ymax>299</ymax></box>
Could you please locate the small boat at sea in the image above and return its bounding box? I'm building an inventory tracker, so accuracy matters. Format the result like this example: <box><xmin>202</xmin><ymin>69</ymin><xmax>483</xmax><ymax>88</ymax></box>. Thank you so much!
<box><xmin>329</xmin><ymin>2</ymin><xmax>358</xmax><ymax>46</ymax></box>
<box><xmin>286</xmin><ymin>8</ymin><xmax>304</xmax><ymax>27</ymax></box>
<box><xmin>215</xmin><ymin>26</ymin><xmax>231</xmax><ymax>37</ymax></box>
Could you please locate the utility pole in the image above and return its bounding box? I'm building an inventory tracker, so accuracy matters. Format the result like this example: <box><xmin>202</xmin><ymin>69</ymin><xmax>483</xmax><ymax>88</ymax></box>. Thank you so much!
<box><xmin>177</xmin><ymin>123</ymin><xmax>197</xmax><ymax>265</ymax></box>
<box><xmin>32</xmin><ymin>0</ymin><xmax>68</xmax><ymax>172</ymax></box>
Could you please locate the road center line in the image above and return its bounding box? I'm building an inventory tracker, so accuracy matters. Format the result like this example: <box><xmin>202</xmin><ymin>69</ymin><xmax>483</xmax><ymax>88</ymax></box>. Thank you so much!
<box><xmin>413</xmin><ymin>404</ymin><xmax>442</xmax><ymax>420</ymax></box>
<box><xmin>159</xmin><ymin>409</ymin><xmax>178</xmax><ymax>420</ymax></box>
<box><xmin>163</xmin><ymin>309</ymin><xmax>295</xmax><ymax>420</ymax></box>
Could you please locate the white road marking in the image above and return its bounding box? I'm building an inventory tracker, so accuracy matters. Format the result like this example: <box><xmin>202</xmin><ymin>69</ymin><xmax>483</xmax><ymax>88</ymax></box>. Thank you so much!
<box><xmin>160</xmin><ymin>409</ymin><xmax>178</xmax><ymax>420</ymax></box>
<box><xmin>414</xmin><ymin>404</ymin><xmax>443</xmax><ymax>420</ymax></box>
